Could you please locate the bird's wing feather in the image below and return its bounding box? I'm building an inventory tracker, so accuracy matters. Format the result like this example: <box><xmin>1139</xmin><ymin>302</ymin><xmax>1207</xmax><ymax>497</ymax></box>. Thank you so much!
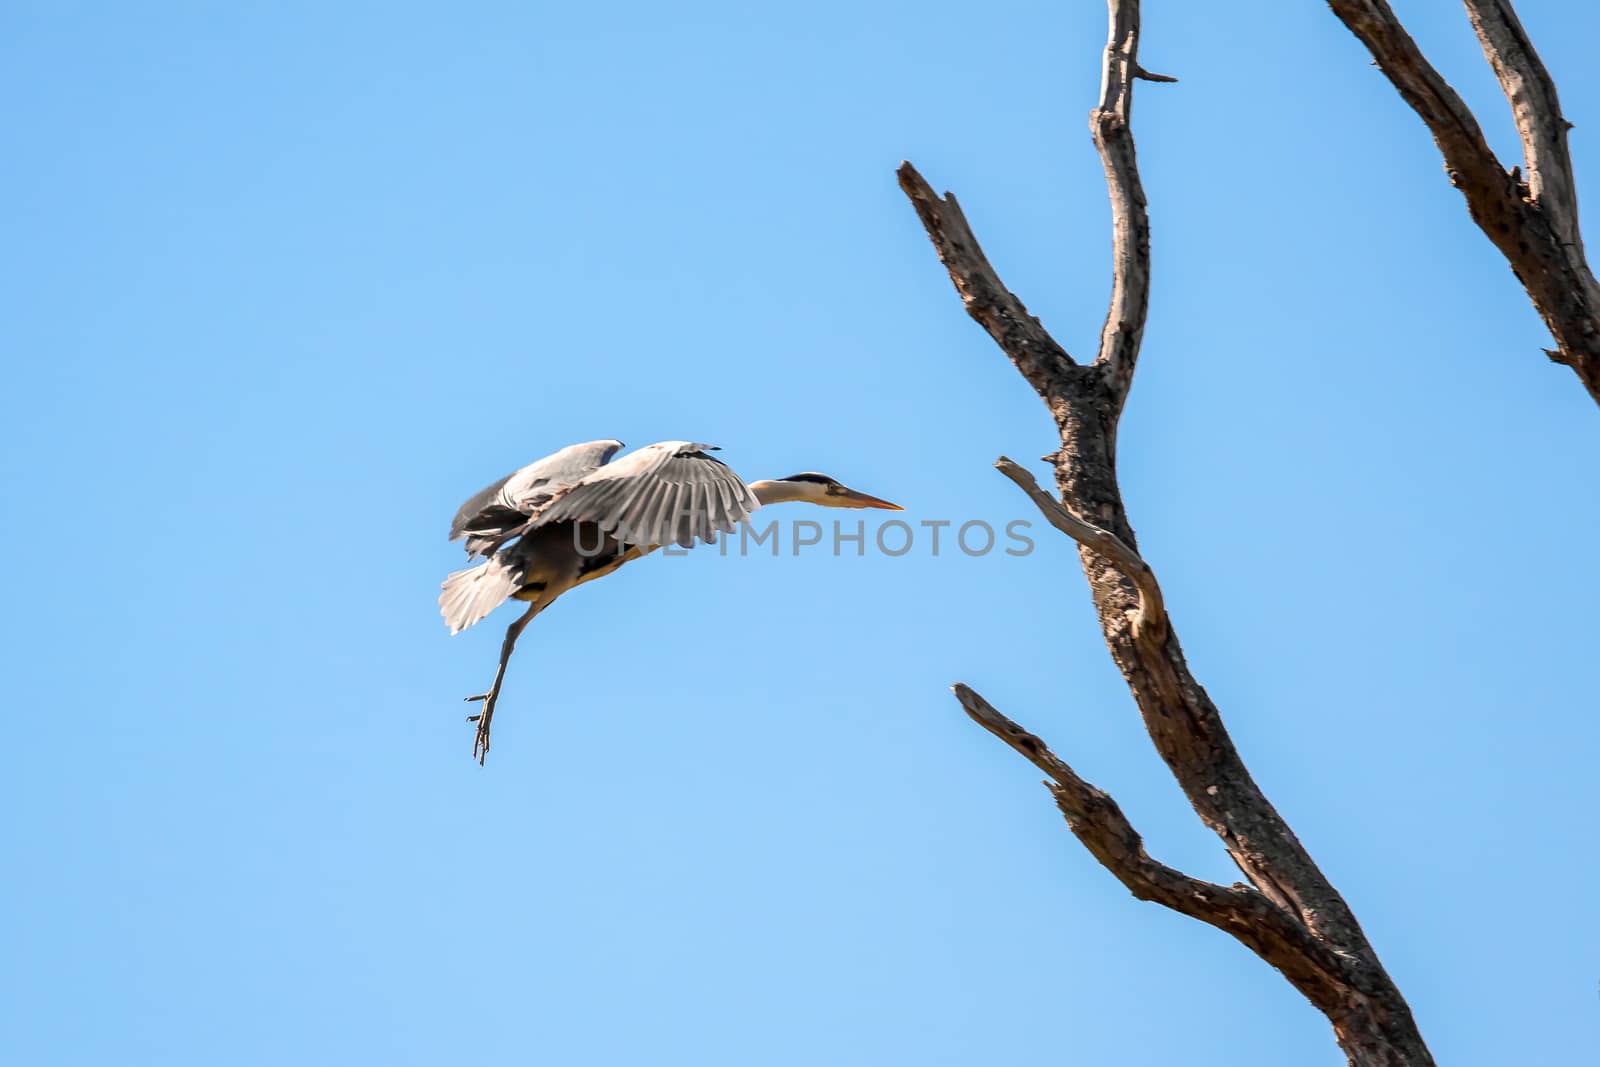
<box><xmin>534</xmin><ymin>441</ymin><xmax>760</xmax><ymax>548</ymax></box>
<box><xmin>450</xmin><ymin>439</ymin><xmax>624</xmax><ymax>550</ymax></box>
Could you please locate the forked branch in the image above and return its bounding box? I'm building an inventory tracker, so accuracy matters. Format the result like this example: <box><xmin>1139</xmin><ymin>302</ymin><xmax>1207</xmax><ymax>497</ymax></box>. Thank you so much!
<box><xmin>1325</xmin><ymin>0</ymin><xmax>1600</xmax><ymax>403</ymax></box>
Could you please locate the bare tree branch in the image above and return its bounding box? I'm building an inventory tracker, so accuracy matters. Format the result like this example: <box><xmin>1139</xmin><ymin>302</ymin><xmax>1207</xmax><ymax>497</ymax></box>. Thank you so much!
<box><xmin>992</xmin><ymin>456</ymin><xmax>1165</xmax><ymax>642</ymax></box>
<box><xmin>952</xmin><ymin>683</ymin><xmax>1354</xmax><ymax>1014</ymax></box>
<box><xmin>1090</xmin><ymin>0</ymin><xmax>1162</xmax><ymax>406</ymax></box>
<box><xmin>1132</xmin><ymin>65</ymin><xmax>1177</xmax><ymax>84</ymax></box>
<box><xmin>900</xmin><ymin>0</ymin><xmax>1437</xmax><ymax>1062</ymax></box>
<box><xmin>895</xmin><ymin>166</ymin><xmax>1076</xmax><ymax>407</ymax></box>
<box><xmin>1462</xmin><ymin>0</ymin><xmax>1582</xmax><ymax>252</ymax></box>
<box><xmin>1326</xmin><ymin>0</ymin><xmax>1600</xmax><ymax>403</ymax></box>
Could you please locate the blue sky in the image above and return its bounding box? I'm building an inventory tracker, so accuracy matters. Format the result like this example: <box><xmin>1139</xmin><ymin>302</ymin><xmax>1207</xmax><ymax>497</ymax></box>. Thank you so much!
<box><xmin>4</xmin><ymin>1</ymin><xmax>1597</xmax><ymax>1063</ymax></box>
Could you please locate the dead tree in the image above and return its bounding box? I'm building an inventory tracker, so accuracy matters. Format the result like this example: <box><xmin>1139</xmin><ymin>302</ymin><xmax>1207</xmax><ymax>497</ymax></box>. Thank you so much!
<box><xmin>899</xmin><ymin>1</ymin><xmax>1587</xmax><ymax>1064</ymax></box>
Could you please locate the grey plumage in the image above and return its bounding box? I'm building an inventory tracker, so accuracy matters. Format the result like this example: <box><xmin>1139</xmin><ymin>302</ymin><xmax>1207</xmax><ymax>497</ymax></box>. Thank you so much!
<box><xmin>535</xmin><ymin>441</ymin><xmax>759</xmax><ymax>550</ymax></box>
<box><xmin>450</xmin><ymin>438</ymin><xmax>624</xmax><ymax>558</ymax></box>
<box><xmin>439</xmin><ymin>556</ymin><xmax>522</xmax><ymax>636</ymax></box>
<box><xmin>440</xmin><ymin>440</ymin><xmax>761</xmax><ymax>635</ymax></box>
<box><xmin>441</xmin><ymin>437</ymin><xmax>901</xmax><ymax>763</ymax></box>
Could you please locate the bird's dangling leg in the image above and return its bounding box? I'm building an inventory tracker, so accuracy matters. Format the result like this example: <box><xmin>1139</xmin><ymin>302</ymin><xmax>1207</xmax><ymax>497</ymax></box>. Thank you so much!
<box><xmin>465</xmin><ymin>602</ymin><xmax>539</xmax><ymax>764</ymax></box>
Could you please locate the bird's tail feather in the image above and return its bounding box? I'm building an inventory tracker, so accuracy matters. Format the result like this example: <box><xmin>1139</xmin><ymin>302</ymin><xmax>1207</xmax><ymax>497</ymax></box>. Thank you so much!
<box><xmin>440</xmin><ymin>558</ymin><xmax>522</xmax><ymax>635</ymax></box>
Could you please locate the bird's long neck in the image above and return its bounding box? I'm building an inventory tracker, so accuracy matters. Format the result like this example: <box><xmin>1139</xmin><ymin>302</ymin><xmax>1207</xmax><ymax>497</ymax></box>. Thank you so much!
<box><xmin>749</xmin><ymin>479</ymin><xmax>819</xmax><ymax>506</ymax></box>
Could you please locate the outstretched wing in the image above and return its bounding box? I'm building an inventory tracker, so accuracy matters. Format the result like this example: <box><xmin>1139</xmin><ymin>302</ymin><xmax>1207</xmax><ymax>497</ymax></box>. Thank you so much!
<box><xmin>451</xmin><ymin>438</ymin><xmax>624</xmax><ymax>555</ymax></box>
<box><xmin>534</xmin><ymin>441</ymin><xmax>760</xmax><ymax>548</ymax></box>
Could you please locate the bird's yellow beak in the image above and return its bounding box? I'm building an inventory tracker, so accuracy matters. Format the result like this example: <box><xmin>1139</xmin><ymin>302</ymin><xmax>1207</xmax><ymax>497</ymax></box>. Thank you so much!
<box><xmin>839</xmin><ymin>488</ymin><xmax>904</xmax><ymax>511</ymax></box>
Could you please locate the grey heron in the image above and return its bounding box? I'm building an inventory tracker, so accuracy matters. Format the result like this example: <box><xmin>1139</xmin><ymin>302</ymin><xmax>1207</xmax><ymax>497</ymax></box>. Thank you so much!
<box><xmin>441</xmin><ymin>439</ymin><xmax>902</xmax><ymax>762</ymax></box>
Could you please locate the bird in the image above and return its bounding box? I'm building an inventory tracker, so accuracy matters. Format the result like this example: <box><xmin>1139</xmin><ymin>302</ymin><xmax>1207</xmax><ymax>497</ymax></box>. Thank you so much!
<box><xmin>440</xmin><ymin>439</ymin><xmax>902</xmax><ymax>763</ymax></box>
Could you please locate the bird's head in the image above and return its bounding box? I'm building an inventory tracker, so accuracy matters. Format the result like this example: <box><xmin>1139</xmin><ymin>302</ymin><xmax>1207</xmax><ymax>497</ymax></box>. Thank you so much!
<box><xmin>750</xmin><ymin>472</ymin><xmax>903</xmax><ymax>510</ymax></box>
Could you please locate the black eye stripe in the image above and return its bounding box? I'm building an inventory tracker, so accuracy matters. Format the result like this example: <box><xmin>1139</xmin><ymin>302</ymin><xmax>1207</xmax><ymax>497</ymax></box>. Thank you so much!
<box><xmin>780</xmin><ymin>473</ymin><xmax>835</xmax><ymax>485</ymax></box>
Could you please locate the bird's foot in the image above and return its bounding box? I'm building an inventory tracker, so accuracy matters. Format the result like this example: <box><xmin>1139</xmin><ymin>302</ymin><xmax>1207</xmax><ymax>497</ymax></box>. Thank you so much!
<box><xmin>464</xmin><ymin>693</ymin><xmax>494</xmax><ymax>764</ymax></box>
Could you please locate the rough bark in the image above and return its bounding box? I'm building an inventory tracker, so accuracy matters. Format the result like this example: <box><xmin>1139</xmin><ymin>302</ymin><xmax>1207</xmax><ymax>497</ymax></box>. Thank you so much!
<box><xmin>1326</xmin><ymin>0</ymin><xmax>1600</xmax><ymax>405</ymax></box>
<box><xmin>898</xmin><ymin>1</ymin><xmax>1441</xmax><ymax>1063</ymax></box>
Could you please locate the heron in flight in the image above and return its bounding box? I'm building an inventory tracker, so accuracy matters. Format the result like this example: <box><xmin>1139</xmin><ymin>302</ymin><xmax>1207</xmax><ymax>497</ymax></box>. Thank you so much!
<box><xmin>441</xmin><ymin>439</ymin><xmax>902</xmax><ymax>762</ymax></box>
